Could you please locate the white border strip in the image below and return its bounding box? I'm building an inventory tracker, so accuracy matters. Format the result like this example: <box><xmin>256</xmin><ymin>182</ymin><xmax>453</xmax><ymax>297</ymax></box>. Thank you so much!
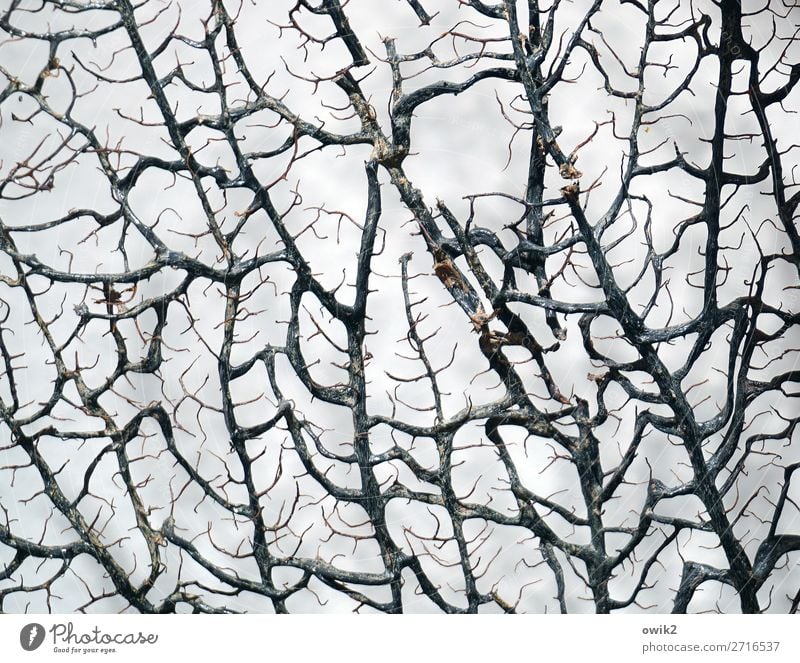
<box><xmin>0</xmin><ymin>614</ymin><xmax>796</xmax><ymax>662</ymax></box>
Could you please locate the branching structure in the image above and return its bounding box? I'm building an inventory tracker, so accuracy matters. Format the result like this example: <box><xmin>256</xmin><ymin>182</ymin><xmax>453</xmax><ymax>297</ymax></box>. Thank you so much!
<box><xmin>0</xmin><ymin>0</ymin><xmax>799</xmax><ymax>613</ymax></box>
